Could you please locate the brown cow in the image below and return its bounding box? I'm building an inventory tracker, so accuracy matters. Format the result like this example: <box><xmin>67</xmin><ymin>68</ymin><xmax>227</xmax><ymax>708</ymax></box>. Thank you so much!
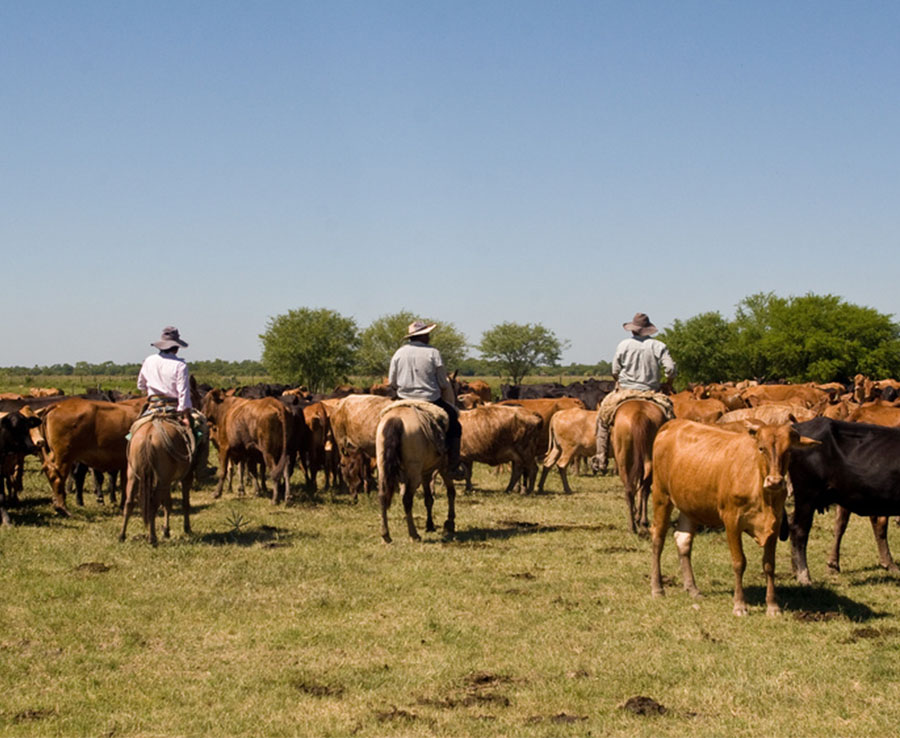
<box><xmin>538</xmin><ymin>408</ymin><xmax>598</xmax><ymax>494</ymax></box>
<box><xmin>302</xmin><ymin>401</ymin><xmax>336</xmax><ymax>492</ymax></box>
<box><xmin>201</xmin><ymin>391</ymin><xmax>291</xmax><ymax>504</ymax></box>
<box><xmin>671</xmin><ymin>391</ymin><xmax>727</xmax><ymax>424</ymax></box>
<box><xmin>458</xmin><ymin>405</ymin><xmax>544</xmax><ymax>493</ymax></box>
<box><xmin>41</xmin><ymin>397</ymin><xmax>144</xmax><ymax>515</ymax></box>
<box><xmin>459</xmin><ymin>379</ymin><xmax>492</xmax><ymax>404</ymax></box>
<box><xmin>650</xmin><ymin>419</ymin><xmax>818</xmax><ymax>616</ymax></box>
<box><xmin>740</xmin><ymin>384</ymin><xmax>828</xmax><ymax>409</ymax></box>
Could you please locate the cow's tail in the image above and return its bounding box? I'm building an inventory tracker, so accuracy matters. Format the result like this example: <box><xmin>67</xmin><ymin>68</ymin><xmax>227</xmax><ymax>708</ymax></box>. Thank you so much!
<box><xmin>543</xmin><ymin>423</ymin><xmax>561</xmax><ymax>467</ymax></box>
<box><xmin>379</xmin><ymin>416</ymin><xmax>404</xmax><ymax>496</ymax></box>
<box><xmin>270</xmin><ymin>405</ymin><xmax>291</xmax><ymax>484</ymax></box>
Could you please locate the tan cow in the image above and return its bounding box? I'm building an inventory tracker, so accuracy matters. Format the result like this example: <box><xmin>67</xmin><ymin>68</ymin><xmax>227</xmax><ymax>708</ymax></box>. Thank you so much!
<box><xmin>650</xmin><ymin>419</ymin><xmax>818</xmax><ymax>616</ymax></box>
<box><xmin>538</xmin><ymin>408</ymin><xmax>598</xmax><ymax>494</ymax></box>
<box><xmin>717</xmin><ymin>403</ymin><xmax>817</xmax><ymax>427</ymax></box>
<box><xmin>328</xmin><ymin>394</ymin><xmax>393</xmax><ymax>494</ymax></box>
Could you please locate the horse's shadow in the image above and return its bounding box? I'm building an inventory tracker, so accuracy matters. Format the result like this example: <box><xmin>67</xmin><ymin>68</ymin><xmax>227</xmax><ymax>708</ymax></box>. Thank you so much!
<box><xmin>196</xmin><ymin>524</ymin><xmax>318</xmax><ymax>547</ymax></box>
<box><xmin>436</xmin><ymin>520</ymin><xmax>621</xmax><ymax>544</ymax></box>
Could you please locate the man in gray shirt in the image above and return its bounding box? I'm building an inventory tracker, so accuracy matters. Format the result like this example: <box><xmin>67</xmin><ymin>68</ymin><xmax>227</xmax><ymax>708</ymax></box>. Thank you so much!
<box><xmin>388</xmin><ymin>320</ymin><xmax>463</xmax><ymax>475</ymax></box>
<box><xmin>591</xmin><ymin>313</ymin><xmax>676</xmax><ymax>474</ymax></box>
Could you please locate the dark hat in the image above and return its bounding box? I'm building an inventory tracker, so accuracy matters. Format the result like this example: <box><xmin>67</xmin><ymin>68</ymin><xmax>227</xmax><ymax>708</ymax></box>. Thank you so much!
<box><xmin>623</xmin><ymin>313</ymin><xmax>658</xmax><ymax>337</ymax></box>
<box><xmin>152</xmin><ymin>326</ymin><xmax>188</xmax><ymax>351</ymax></box>
<box><xmin>405</xmin><ymin>320</ymin><xmax>437</xmax><ymax>339</ymax></box>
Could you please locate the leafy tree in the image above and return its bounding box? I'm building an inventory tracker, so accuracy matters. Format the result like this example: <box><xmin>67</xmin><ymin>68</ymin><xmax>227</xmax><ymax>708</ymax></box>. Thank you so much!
<box><xmin>659</xmin><ymin>312</ymin><xmax>739</xmax><ymax>386</ymax></box>
<box><xmin>478</xmin><ymin>322</ymin><xmax>568</xmax><ymax>385</ymax></box>
<box><xmin>356</xmin><ymin>311</ymin><xmax>468</xmax><ymax>376</ymax></box>
<box><xmin>260</xmin><ymin>307</ymin><xmax>359</xmax><ymax>392</ymax></box>
<box><xmin>665</xmin><ymin>292</ymin><xmax>900</xmax><ymax>385</ymax></box>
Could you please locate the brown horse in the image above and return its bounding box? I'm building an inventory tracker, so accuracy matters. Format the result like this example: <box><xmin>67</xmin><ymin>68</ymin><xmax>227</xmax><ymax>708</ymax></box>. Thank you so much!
<box><xmin>120</xmin><ymin>417</ymin><xmax>197</xmax><ymax>545</ymax></box>
<box><xmin>375</xmin><ymin>400</ymin><xmax>456</xmax><ymax>544</ymax></box>
<box><xmin>611</xmin><ymin>400</ymin><xmax>669</xmax><ymax>533</ymax></box>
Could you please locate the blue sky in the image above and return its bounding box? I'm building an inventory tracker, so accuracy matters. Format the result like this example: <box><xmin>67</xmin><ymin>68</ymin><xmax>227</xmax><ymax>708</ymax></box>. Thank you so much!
<box><xmin>3</xmin><ymin>1</ymin><xmax>898</xmax><ymax>367</ymax></box>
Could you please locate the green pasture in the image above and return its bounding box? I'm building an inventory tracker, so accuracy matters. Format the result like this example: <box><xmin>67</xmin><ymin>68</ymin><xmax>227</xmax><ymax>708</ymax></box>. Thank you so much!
<box><xmin>1</xmin><ymin>455</ymin><xmax>900</xmax><ymax>737</ymax></box>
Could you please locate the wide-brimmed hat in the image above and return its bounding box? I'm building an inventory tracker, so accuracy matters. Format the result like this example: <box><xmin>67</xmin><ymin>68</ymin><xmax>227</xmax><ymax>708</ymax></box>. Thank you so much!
<box><xmin>623</xmin><ymin>312</ymin><xmax>658</xmax><ymax>336</ymax></box>
<box><xmin>405</xmin><ymin>320</ymin><xmax>437</xmax><ymax>339</ymax></box>
<box><xmin>152</xmin><ymin>326</ymin><xmax>189</xmax><ymax>351</ymax></box>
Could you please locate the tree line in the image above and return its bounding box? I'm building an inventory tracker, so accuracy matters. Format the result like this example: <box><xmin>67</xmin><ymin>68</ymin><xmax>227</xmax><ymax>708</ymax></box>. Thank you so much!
<box><xmin>7</xmin><ymin>293</ymin><xmax>898</xmax><ymax>392</ymax></box>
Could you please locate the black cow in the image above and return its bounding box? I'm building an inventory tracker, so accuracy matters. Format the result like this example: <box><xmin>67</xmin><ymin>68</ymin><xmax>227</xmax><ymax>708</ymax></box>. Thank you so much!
<box><xmin>501</xmin><ymin>378</ymin><xmax>615</xmax><ymax>410</ymax></box>
<box><xmin>0</xmin><ymin>411</ymin><xmax>43</xmax><ymax>525</ymax></box>
<box><xmin>786</xmin><ymin>417</ymin><xmax>900</xmax><ymax>584</ymax></box>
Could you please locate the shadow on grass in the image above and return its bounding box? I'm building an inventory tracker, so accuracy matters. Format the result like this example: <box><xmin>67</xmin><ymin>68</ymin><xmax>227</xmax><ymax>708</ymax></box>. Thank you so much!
<box><xmin>196</xmin><ymin>524</ymin><xmax>318</xmax><ymax>547</ymax></box>
<box><xmin>442</xmin><ymin>519</ymin><xmax>621</xmax><ymax>544</ymax></box>
<box><xmin>744</xmin><ymin>584</ymin><xmax>886</xmax><ymax>622</ymax></box>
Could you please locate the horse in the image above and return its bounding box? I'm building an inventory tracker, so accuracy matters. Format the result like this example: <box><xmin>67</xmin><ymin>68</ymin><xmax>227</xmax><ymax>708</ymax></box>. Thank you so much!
<box><xmin>120</xmin><ymin>415</ymin><xmax>199</xmax><ymax>545</ymax></box>
<box><xmin>375</xmin><ymin>400</ymin><xmax>457</xmax><ymax>544</ymax></box>
<box><xmin>611</xmin><ymin>400</ymin><xmax>669</xmax><ymax>533</ymax></box>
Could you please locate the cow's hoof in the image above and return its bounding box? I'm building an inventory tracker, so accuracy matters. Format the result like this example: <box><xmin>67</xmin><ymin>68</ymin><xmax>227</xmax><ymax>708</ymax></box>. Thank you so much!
<box><xmin>651</xmin><ymin>589</ymin><xmax>665</xmax><ymax>599</ymax></box>
<box><xmin>826</xmin><ymin>561</ymin><xmax>840</xmax><ymax>574</ymax></box>
<box><xmin>733</xmin><ymin>604</ymin><xmax>749</xmax><ymax>617</ymax></box>
<box><xmin>381</xmin><ymin>535</ymin><xmax>392</xmax><ymax>545</ymax></box>
<box><xmin>766</xmin><ymin>605</ymin><xmax>783</xmax><ymax>617</ymax></box>
<box><xmin>425</xmin><ymin>523</ymin><xmax>436</xmax><ymax>533</ymax></box>
<box><xmin>796</xmin><ymin>572</ymin><xmax>812</xmax><ymax>586</ymax></box>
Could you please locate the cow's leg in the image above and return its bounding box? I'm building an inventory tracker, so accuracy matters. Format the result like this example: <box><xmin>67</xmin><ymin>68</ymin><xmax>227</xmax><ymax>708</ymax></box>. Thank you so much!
<box><xmin>71</xmin><ymin>462</ymin><xmax>88</xmax><ymax>507</ymax></box>
<box><xmin>827</xmin><ymin>506</ymin><xmax>851</xmax><ymax>573</ymax></box>
<box><xmin>119</xmin><ymin>470</ymin><xmax>137</xmax><ymax>542</ymax></box>
<box><xmin>463</xmin><ymin>462</ymin><xmax>474</xmax><ymax>493</ymax></box>
<box><xmin>537</xmin><ymin>464</ymin><xmax>551</xmax><ymax>493</ymax></box>
<box><xmin>650</xmin><ymin>484</ymin><xmax>673</xmax><ymax>598</ymax></box>
<box><xmin>422</xmin><ymin>476</ymin><xmax>436</xmax><ymax>533</ymax></box>
<box><xmin>214</xmin><ymin>448</ymin><xmax>229</xmax><ymax>499</ymax></box>
<box><xmin>870</xmin><ymin>515</ymin><xmax>898</xmax><ymax>572</ymax></box>
<box><xmin>93</xmin><ymin>469</ymin><xmax>106</xmax><ymax>505</ymax></box>
<box><xmin>401</xmin><ymin>478</ymin><xmax>421</xmax><ymax>542</ymax></box>
<box><xmin>762</xmin><ymin>534</ymin><xmax>781</xmax><ymax>617</ymax></box>
<box><xmin>674</xmin><ymin>514</ymin><xmax>700</xmax><ymax>598</ymax></box>
<box><xmin>442</xmin><ymin>473</ymin><xmax>456</xmax><ymax>537</ymax></box>
<box><xmin>724</xmin><ymin>519</ymin><xmax>748</xmax><ymax>616</ymax></box>
<box><xmin>788</xmin><ymin>503</ymin><xmax>815</xmax><ymax>585</ymax></box>
<box><xmin>0</xmin><ymin>478</ymin><xmax>10</xmax><ymax>526</ymax></box>
<box><xmin>46</xmin><ymin>459</ymin><xmax>72</xmax><ymax>516</ymax></box>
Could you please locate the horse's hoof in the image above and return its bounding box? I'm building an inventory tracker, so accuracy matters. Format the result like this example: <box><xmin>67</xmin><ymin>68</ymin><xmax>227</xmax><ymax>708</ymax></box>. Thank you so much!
<box><xmin>381</xmin><ymin>536</ymin><xmax>392</xmax><ymax>545</ymax></box>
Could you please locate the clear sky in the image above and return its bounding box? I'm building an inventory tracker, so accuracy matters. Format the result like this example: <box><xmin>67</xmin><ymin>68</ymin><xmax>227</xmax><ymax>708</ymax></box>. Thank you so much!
<box><xmin>3</xmin><ymin>1</ymin><xmax>898</xmax><ymax>368</ymax></box>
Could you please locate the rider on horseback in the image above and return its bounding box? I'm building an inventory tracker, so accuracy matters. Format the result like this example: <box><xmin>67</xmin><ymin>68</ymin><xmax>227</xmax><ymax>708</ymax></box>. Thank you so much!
<box><xmin>590</xmin><ymin>313</ymin><xmax>677</xmax><ymax>474</ymax></box>
<box><xmin>134</xmin><ymin>326</ymin><xmax>208</xmax><ymax>467</ymax></box>
<box><xmin>387</xmin><ymin>320</ymin><xmax>464</xmax><ymax>479</ymax></box>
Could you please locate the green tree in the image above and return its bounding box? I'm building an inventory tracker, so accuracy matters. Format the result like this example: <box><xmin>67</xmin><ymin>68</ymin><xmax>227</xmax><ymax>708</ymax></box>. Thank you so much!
<box><xmin>260</xmin><ymin>308</ymin><xmax>359</xmax><ymax>392</ymax></box>
<box><xmin>659</xmin><ymin>311</ymin><xmax>739</xmax><ymax>386</ymax></box>
<box><xmin>666</xmin><ymin>292</ymin><xmax>900</xmax><ymax>385</ymax></box>
<box><xmin>356</xmin><ymin>311</ymin><xmax>468</xmax><ymax>376</ymax></box>
<box><xmin>478</xmin><ymin>322</ymin><xmax>568</xmax><ymax>385</ymax></box>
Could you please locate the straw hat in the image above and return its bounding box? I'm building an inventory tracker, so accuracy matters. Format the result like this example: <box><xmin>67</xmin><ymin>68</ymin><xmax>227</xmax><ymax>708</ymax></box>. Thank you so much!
<box><xmin>405</xmin><ymin>320</ymin><xmax>437</xmax><ymax>339</ymax></box>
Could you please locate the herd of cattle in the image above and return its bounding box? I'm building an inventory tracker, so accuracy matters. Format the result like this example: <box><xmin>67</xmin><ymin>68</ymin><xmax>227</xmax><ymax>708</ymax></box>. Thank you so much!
<box><xmin>2</xmin><ymin>373</ymin><xmax>900</xmax><ymax>615</ymax></box>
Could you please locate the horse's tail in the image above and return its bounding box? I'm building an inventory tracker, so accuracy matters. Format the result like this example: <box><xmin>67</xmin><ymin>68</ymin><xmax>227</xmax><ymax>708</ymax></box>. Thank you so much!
<box><xmin>379</xmin><ymin>416</ymin><xmax>404</xmax><ymax>495</ymax></box>
<box><xmin>137</xmin><ymin>424</ymin><xmax>159</xmax><ymax>529</ymax></box>
<box><xmin>270</xmin><ymin>404</ymin><xmax>290</xmax><ymax>483</ymax></box>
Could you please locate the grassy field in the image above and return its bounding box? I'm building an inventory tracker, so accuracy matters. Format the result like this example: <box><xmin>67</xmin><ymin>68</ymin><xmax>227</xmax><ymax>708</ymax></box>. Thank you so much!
<box><xmin>2</xmin><ymin>453</ymin><xmax>900</xmax><ymax>737</ymax></box>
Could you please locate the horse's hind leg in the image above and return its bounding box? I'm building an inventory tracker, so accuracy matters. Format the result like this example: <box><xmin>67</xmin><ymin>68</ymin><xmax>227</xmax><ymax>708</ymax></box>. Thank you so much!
<box><xmin>181</xmin><ymin>474</ymin><xmax>192</xmax><ymax>535</ymax></box>
<box><xmin>423</xmin><ymin>476</ymin><xmax>436</xmax><ymax>533</ymax></box>
<box><xmin>379</xmin><ymin>480</ymin><xmax>394</xmax><ymax>544</ymax></box>
<box><xmin>442</xmin><ymin>474</ymin><xmax>456</xmax><ymax>537</ymax></box>
<box><xmin>402</xmin><ymin>479</ymin><xmax>421</xmax><ymax>542</ymax></box>
<box><xmin>161</xmin><ymin>483</ymin><xmax>171</xmax><ymax>539</ymax></box>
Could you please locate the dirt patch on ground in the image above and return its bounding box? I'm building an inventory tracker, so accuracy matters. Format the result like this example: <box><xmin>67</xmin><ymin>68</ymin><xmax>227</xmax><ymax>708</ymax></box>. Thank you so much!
<box><xmin>596</xmin><ymin>545</ymin><xmax>639</xmax><ymax>554</ymax></box>
<box><xmin>620</xmin><ymin>695</ymin><xmax>668</xmax><ymax>716</ymax></box>
<box><xmin>13</xmin><ymin>708</ymin><xmax>55</xmax><ymax>722</ymax></box>
<box><xmin>75</xmin><ymin>562</ymin><xmax>111</xmax><ymax>574</ymax></box>
<box><xmin>843</xmin><ymin>626</ymin><xmax>900</xmax><ymax>643</ymax></box>
<box><xmin>528</xmin><ymin>712</ymin><xmax>589</xmax><ymax>724</ymax></box>
<box><xmin>375</xmin><ymin>705</ymin><xmax>419</xmax><ymax>723</ymax></box>
<box><xmin>292</xmin><ymin>679</ymin><xmax>344</xmax><ymax>698</ymax></box>
<box><xmin>418</xmin><ymin>672</ymin><xmax>514</xmax><ymax>711</ymax></box>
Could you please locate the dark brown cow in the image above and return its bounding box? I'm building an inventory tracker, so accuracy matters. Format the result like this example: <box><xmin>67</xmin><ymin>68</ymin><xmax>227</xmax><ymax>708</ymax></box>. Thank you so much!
<box><xmin>41</xmin><ymin>398</ymin><xmax>144</xmax><ymax>515</ymax></box>
<box><xmin>651</xmin><ymin>419</ymin><xmax>818</xmax><ymax>616</ymax></box>
<box><xmin>201</xmin><ymin>391</ymin><xmax>291</xmax><ymax>504</ymax></box>
<box><xmin>0</xmin><ymin>411</ymin><xmax>44</xmax><ymax>524</ymax></box>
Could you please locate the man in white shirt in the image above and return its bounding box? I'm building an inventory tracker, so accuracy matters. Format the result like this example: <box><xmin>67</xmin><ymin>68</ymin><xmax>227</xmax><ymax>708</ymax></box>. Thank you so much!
<box><xmin>138</xmin><ymin>326</ymin><xmax>193</xmax><ymax>425</ymax></box>
<box><xmin>590</xmin><ymin>313</ymin><xmax>676</xmax><ymax>474</ymax></box>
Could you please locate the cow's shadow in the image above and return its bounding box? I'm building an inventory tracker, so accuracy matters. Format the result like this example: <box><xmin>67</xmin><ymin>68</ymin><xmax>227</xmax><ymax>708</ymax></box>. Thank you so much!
<box><xmin>197</xmin><ymin>524</ymin><xmax>318</xmax><ymax>547</ymax></box>
<box><xmin>743</xmin><ymin>584</ymin><xmax>886</xmax><ymax>622</ymax></box>
<box><xmin>441</xmin><ymin>520</ymin><xmax>620</xmax><ymax>544</ymax></box>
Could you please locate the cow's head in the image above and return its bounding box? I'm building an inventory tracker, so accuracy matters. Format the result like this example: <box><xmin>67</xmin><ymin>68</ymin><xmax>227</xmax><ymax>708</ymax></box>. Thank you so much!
<box><xmin>0</xmin><ymin>412</ymin><xmax>44</xmax><ymax>456</ymax></box>
<box><xmin>748</xmin><ymin>423</ymin><xmax>820</xmax><ymax>494</ymax></box>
